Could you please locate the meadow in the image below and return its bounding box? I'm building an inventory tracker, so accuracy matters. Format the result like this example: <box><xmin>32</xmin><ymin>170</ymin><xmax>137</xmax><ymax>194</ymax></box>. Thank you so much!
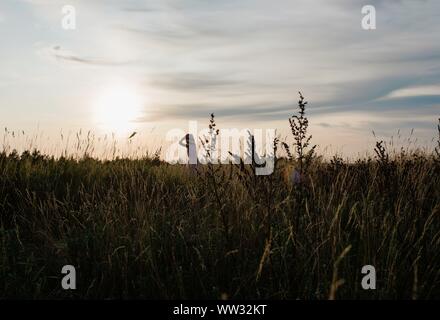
<box><xmin>0</xmin><ymin>96</ymin><xmax>439</xmax><ymax>299</ymax></box>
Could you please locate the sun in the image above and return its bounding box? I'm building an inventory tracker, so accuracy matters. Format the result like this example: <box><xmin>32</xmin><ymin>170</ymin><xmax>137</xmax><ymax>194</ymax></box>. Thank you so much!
<box><xmin>93</xmin><ymin>83</ymin><xmax>143</xmax><ymax>135</ymax></box>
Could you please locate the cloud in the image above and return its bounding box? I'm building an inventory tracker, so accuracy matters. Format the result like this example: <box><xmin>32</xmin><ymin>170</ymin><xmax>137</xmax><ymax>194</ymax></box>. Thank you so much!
<box><xmin>37</xmin><ymin>45</ymin><xmax>134</xmax><ymax>66</ymax></box>
<box><xmin>53</xmin><ymin>53</ymin><xmax>131</xmax><ymax>66</ymax></box>
<box><xmin>149</xmin><ymin>72</ymin><xmax>243</xmax><ymax>91</ymax></box>
<box><xmin>381</xmin><ymin>85</ymin><xmax>440</xmax><ymax>99</ymax></box>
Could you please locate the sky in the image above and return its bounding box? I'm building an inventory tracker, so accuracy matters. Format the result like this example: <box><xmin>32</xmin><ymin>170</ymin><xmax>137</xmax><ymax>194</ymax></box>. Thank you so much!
<box><xmin>0</xmin><ymin>0</ymin><xmax>439</xmax><ymax>158</ymax></box>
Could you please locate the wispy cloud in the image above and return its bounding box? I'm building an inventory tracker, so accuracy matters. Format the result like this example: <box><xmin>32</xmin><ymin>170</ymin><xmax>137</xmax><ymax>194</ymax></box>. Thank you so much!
<box><xmin>36</xmin><ymin>45</ymin><xmax>135</xmax><ymax>66</ymax></box>
<box><xmin>382</xmin><ymin>85</ymin><xmax>440</xmax><ymax>99</ymax></box>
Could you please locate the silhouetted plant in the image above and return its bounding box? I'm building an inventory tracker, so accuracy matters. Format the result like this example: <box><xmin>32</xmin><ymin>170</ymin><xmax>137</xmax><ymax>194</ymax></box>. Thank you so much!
<box><xmin>374</xmin><ymin>140</ymin><xmax>389</xmax><ymax>165</ymax></box>
<box><xmin>152</xmin><ymin>147</ymin><xmax>162</xmax><ymax>166</ymax></box>
<box><xmin>201</xmin><ymin>113</ymin><xmax>219</xmax><ymax>161</ymax></box>
<box><xmin>281</xmin><ymin>142</ymin><xmax>293</xmax><ymax>161</ymax></box>
<box><xmin>330</xmin><ymin>155</ymin><xmax>345</xmax><ymax>172</ymax></box>
<box><xmin>435</xmin><ymin>118</ymin><xmax>440</xmax><ymax>160</ymax></box>
<box><xmin>201</xmin><ymin>114</ymin><xmax>231</xmax><ymax>245</ymax></box>
<box><xmin>284</xmin><ymin>92</ymin><xmax>316</xmax><ymax>174</ymax></box>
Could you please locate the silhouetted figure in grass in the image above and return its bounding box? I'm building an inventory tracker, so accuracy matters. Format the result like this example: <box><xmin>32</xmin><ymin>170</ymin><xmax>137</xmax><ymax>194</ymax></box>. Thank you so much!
<box><xmin>283</xmin><ymin>163</ymin><xmax>303</xmax><ymax>186</ymax></box>
<box><xmin>179</xmin><ymin>133</ymin><xmax>198</xmax><ymax>173</ymax></box>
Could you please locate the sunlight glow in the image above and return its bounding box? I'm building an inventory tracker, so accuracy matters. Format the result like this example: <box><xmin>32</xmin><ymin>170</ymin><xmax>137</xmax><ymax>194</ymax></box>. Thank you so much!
<box><xmin>93</xmin><ymin>83</ymin><xmax>144</xmax><ymax>135</ymax></box>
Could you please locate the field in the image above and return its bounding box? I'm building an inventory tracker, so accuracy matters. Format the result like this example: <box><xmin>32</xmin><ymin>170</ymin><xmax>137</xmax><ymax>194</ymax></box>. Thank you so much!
<box><xmin>1</xmin><ymin>102</ymin><xmax>439</xmax><ymax>299</ymax></box>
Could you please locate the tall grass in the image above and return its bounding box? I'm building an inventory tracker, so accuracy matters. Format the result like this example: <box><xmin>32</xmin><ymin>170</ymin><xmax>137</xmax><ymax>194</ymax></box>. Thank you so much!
<box><xmin>0</xmin><ymin>101</ymin><xmax>439</xmax><ymax>299</ymax></box>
